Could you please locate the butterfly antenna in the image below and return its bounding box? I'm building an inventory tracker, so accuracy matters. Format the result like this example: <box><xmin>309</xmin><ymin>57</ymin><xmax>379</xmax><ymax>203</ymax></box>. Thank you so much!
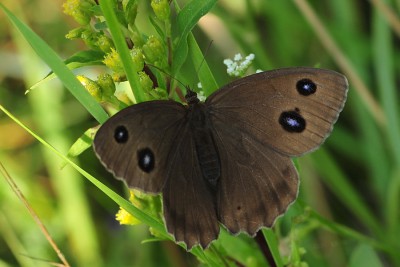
<box><xmin>195</xmin><ymin>40</ymin><xmax>213</xmax><ymax>76</ymax></box>
<box><xmin>147</xmin><ymin>41</ymin><xmax>213</xmax><ymax>99</ymax></box>
<box><xmin>146</xmin><ymin>64</ymin><xmax>187</xmax><ymax>89</ymax></box>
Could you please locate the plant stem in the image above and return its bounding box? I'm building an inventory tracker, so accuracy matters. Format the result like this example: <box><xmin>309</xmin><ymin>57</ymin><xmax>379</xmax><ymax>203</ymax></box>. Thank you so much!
<box><xmin>255</xmin><ymin>231</ymin><xmax>276</xmax><ymax>267</ymax></box>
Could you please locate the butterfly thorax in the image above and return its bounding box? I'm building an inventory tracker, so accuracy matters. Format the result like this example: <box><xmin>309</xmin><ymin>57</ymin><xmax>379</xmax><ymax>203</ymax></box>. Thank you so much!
<box><xmin>187</xmin><ymin>95</ymin><xmax>221</xmax><ymax>192</ymax></box>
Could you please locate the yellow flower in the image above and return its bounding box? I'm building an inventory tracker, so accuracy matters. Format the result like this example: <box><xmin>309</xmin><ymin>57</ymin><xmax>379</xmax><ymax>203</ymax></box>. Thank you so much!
<box><xmin>115</xmin><ymin>191</ymin><xmax>142</xmax><ymax>225</ymax></box>
<box><xmin>116</xmin><ymin>208</ymin><xmax>141</xmax><ymax>225</ymax></box>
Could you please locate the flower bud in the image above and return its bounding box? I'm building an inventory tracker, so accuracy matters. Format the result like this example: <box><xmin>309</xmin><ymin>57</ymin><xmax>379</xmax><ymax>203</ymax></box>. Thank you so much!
<box><xmin>142</xmin><ymin>35</ymin><xmax>166</xmax><ymax>67</ymax></box>
<box><xmin>123</xmin><ymin>0</ymin><xmax>138</xmax><ymax>26</ymax></box>
<box><xmin>63</xmin><ymin>0</ymin><xmax>96</xmax><ymax>25</ymax></box>
<box><xmin>65</xmin><ymin>27</ymin><xmax>86</xmax><ymax>40</ymax></box>
<box><xmin>77</xmin><ymin>75</ymin><xmax>102</xmax><ymax>101</ymax></box>
<box><xmin>95</xmin><ymin>35</ymin><xmax>114</xmax><ymax>53</ymax></box>
<box><xmin>80</xmin><ymin>29</ymin><xmax>101</xmax><ymax>50</ymax></box>
<box><xmin>97</xmin><ymin>73</ymin><xmax>116</xmax><ymax>99</ymax></box>
<box><xmin>103</xmin><ymin>48</ymin><xmax>125</xmax><ymax>80</ymax></box>
<box><xmin>130</xmin><ymin>47</ymin><xmax>145</xmax><ymax>72</ymax></box>
<box><xmin>151</xmin><ymin>0</ymin><xmax>170</xmax><ymax>22</ymax></box>
<box><xmin>138</xmin><ymin>71</ymin><xmax>153</xmax><ymax>92</ymax></box>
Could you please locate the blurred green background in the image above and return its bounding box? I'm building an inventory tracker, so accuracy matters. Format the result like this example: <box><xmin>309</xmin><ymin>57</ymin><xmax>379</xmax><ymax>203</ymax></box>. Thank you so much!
<box><xmin>1</xmin><ymin>0</ymin><xmax>399</xmax><ymax>266</ymax></box>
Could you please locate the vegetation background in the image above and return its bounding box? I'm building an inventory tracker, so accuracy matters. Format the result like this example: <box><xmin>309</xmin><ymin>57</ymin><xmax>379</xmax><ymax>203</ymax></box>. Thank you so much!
<box><xmin>0</xmin><ymin>0</ymin><xmax>399</xmax><ymax>266</ymax></box>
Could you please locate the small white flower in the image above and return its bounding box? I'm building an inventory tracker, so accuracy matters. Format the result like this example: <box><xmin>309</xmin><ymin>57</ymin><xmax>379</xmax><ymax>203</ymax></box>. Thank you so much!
<box><xmin>223</xmin><ymin>53</ymin><xmax>256</xmax><ymax>77</ymax></box>
<box><xmin>223</xmin><ymin>59</ymin><xmax>233</xmax><ymax>65</ymax></box>
<box><xmin>197</xmin><ymin>90</ymin><xmax>206</xmax><ymax>102</ymax></box>
<box><xmin>197</xmin><ymin>82</ymin><xmax>202</xmax><ymax>89</ymax></box>
<box><xmin>246</xmin><ymin>54</ymin><xmax>255</xmax><ymax>61</ymax></box>
<box><xmin>234</xmin><ymin>53</ymin><xmax>242</xmax><ymax>61</ymax></box>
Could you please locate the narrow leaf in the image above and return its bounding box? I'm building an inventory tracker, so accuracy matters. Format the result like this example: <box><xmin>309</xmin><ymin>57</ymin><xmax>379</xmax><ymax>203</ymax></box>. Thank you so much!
<box><xmin>0</xmin><ymin>3</ymin><xmax>109</xmax><ymax>124</ymax></box>
<box><xmin>99</xmin><ymin>0</ymin><xmax>146</xmax><ymax>103</ymax></box>
<box><xmin>172</xmin><ymin>0</ymin><xmax>217</xmax><ymax>76</ymax></box>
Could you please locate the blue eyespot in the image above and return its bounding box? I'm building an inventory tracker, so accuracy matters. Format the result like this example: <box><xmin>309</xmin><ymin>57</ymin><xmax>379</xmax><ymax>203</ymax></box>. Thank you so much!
<box><xmin>297</xmin><ymin>79</ymin><xmax>316</xmax><ymax>96</ymax></box>
<box><xmin>138</xmin><ymin>148</ymin><xmax>155</xmax><ymax>173</ymax></box>
<box><xmin>114</xmin><ymin>126</ymin><xmax>129</xmax><ymax>143</ymax></box>
<box><xmin>279</xmin><ymin>111</ymin><xmax>306</xmax><ymax>133</ymax></box>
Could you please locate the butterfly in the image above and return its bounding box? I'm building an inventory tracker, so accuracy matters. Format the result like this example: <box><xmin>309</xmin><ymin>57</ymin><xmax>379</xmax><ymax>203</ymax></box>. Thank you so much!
<box><xmin>93</xmin><ymin>67</ymin><xmax>348</xmax><ymax>249</ymax></box>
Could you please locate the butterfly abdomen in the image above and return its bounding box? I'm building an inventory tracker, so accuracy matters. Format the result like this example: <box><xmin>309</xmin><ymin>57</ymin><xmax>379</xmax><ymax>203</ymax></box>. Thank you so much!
<box><xmin>188</xmin><ymin>103</ymin><xmax>221</xmax><ymax>190</ymax></box>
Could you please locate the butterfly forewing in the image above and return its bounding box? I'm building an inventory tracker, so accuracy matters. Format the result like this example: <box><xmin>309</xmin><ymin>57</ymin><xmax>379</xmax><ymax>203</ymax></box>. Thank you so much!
<box><xmin>94</xmin><ymin>100</ymin><xmax>219</xmax><ymax>249</ymax></box>
<box><xmin>205</xmin><ymin>67</ymin><xmax>347</xmax><ymax>236</ymax></box>
<box><xmin>206</xmin><ymin>68</ymin><xmax>348</xmax><ymax>156</ymax></box>
<box><xmin>93</xmin><ymin>100</ymin><xmax>187</xmax><ymax>193</ymax></box>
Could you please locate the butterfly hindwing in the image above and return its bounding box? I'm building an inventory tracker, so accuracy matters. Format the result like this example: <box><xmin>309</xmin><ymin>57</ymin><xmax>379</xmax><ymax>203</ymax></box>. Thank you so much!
<box><xmin>162</xmin><ymin>123</ymin><xmax>219</xmax><ymax>249</ymax></box>
<box><xmin>210</xmin><ymin>117</ymin><xmax>299</xmax><ymax>235</ymax></box>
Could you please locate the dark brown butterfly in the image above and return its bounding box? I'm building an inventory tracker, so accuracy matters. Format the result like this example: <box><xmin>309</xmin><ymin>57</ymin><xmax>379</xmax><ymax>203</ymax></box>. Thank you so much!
<box><xmin>93</xmin><ymin>67</ymin><xmax>348</xmax><ymax>250</ymax></box>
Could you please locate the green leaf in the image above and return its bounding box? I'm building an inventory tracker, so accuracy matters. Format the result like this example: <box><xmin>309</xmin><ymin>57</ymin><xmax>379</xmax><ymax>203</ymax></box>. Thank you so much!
<box><xmin>349</xmin><ymin>244</ymin><xmax>384</xmax><ymax>267</ymax></box>
<box><xmin>311</xmin><ymin>149</ymin><xmax>382</xmax><ymax>238</ymax></box>
<box><xmin>149</xmin><ymin>16</ymin><xmax>166</xmax><ymax>41</ymax></box>
<box><xmin>188</xmin><ymin>33</ymin><xmax>219</xmax><ymax>95</ymax></box>
<box><xmin>171</xmin><ymin>0</ymin><xmax>217</xmax><ymax>76</ymax></box>
<box><xmin>372</xmin><ymin>8</ymin><xmax>400</xmax><ymax>166</ymax></box>
<box><xmin>99</xmin><ymin>0</ymin><xmax>146</xmax><ymax>103</ymax></box>
<box><xmin>94</xmin><ymin>20</ymin><xmax>109</xmax><ymax>31</ymax></box>
<box><xmin>67</xmin><ymin>127</ymin><xmax>97</xmax><ymax>158</ymax></box>
<box><xmin>29</xmin><ymin>50</ymin><xmax>106</xmax><ymax>91</ymax></box>
<box><xmin>0</xmin><ymin>3</ymin><xmax>109</xmax><ymax>124</ymax></box>
<box><xmin>309</xmin><ymin>210</ymin><xmax>389</xmax><ymax>252</ymax></box>
<box><xmin>262</xmin><ymin>229</ymin><xmax>284</xmax><ymax>267</ymax></box>
<box><xmin>217</xmin><ymin>230</ymin><xmax>268</xmax><ymax>266</ymax></box>
<box><xmin>65</xmin><ymin>49</ymin><xmax>105</xmax><ymax>65</ymax></box>
<box><xmin>60</xmin><ymin>127</ymin><xmax>97</xmax><ymax>170</ymax></box>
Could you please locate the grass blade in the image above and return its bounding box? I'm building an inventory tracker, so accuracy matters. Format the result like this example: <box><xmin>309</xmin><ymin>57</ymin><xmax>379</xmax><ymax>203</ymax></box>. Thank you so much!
<box><xmin>99</xmin><ymin>0</ymin><xmax>146</xmax><ymax>103</ymax></box>
<box><xmin>0</xmin><ymin>104</ymin><xmax>166</xmax><ymax>236</ymax></box>
<box><xmin>0</xmin><ymin>3</ymin><xmax>109</xmax><ymax>124</ymax></box>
